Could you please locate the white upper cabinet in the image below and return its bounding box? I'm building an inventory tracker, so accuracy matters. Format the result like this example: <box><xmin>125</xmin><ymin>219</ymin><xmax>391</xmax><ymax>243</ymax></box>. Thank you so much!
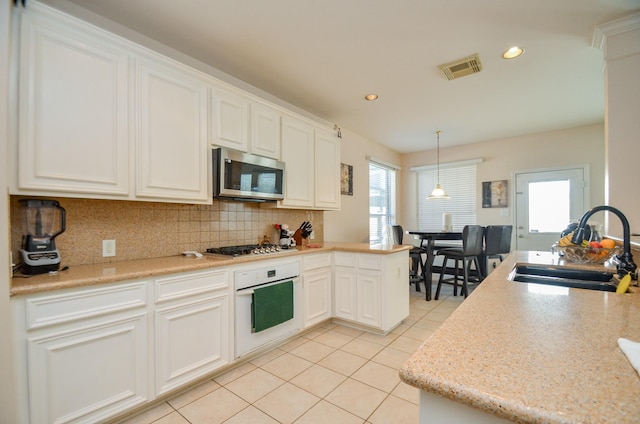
<box><xmin>278</xmin><ymin>115</ymin><xmax>341</xmax><ymax>210</ymax></box>
<box><xmin>16</xmin><ymin>3</ymin><xmax>130</xmax><ymax>196</ymax></box>
<box><xmin>314</xmin><ymin>128</ymin><xmax>341</xmax><ymax>210</ymax></box>
<box><xmin>12</xmin><ymin>2</ymin><xmax>337</xmax><ymax>206</ymax></box>
<box><xmin>135</xmin><ymin>54</ymin><xmax>210</xmax><ymax>202</ymax></box>
<box><xmin>280</xmin><ymin>115</ymin><xmax>315</xmax><ymax>208</ymax></box>
<box><xmin>250</xmin><ymin>101</ymin><xmax>281</xmax><ymax>159</ymax></box>
<box><xmin>213</xmin><ymin>89</ymin><xmax>282</xmax><ymax>159</ymax></box>
<box><xmin>212</xmin><ymin>88</ymin><xmax>250</xmax><ymax>152</ymax></box>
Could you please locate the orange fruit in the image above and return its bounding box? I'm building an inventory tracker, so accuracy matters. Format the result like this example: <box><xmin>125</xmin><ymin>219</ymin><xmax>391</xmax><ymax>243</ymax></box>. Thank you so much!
<box><xmin>600</xmin><ymin>239</ymin><xmax>616</xmax><ymax>249</ymax></box>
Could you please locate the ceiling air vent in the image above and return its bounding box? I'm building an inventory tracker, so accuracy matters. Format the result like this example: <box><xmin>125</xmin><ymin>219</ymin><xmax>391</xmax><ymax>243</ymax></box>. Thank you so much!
<box><xmin>438</xmin><ymin>54</ymin><xmax>483</xmax><ymax>80</ymax></box>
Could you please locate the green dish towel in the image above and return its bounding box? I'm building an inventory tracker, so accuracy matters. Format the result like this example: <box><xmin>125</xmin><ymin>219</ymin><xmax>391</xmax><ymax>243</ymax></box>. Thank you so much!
<box><xmin>252</xmin><ymin>280</ymin><xmax>294</xmax><ymax>333</ymax></box>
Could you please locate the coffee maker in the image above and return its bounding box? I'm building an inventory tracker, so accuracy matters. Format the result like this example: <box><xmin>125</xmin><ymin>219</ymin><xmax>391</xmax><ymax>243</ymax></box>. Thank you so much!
<box><xmin>19</xmin><ymin>199</ymin><xmax>66</xmax><ymax>275</ymax></box>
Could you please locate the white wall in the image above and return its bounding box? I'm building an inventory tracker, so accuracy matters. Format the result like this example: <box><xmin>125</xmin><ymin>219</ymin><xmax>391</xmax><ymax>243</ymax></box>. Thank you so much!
<box><xmin>324</xmin><ymin>128</ymin><xmax>402</xmax><ymax>243</ymax></box>
<box><xmin>401</xmin><ymin>124</ymin><xmax>606</xmax><ymax>232</ymax></box>
<box><xmin>0</xmin><ymin>0</ymin><xmax>18</xmax><ymax>421</ymax></box>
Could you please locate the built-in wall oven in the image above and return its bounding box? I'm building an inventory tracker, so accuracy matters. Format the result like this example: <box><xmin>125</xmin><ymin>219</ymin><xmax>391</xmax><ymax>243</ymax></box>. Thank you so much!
<box><xmin>234</xmin><ymin>260</ymin><xmax>301</xmax><ymax>358</ymax></box>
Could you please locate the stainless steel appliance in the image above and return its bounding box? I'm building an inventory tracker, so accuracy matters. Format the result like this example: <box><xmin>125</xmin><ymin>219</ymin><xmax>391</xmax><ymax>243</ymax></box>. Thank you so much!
<box><xmin>212</xmin><ymin>147</ymin><xmax>285</xmax><ymax>202</ymax></box>
<box><xmin>205</xmin><ymin>243</ymin><xmax>296</xmax><ymax>257</ymax></box>
<box><xmin>234</xmin><ymin>260</ymin><xmax>301</xmax><ymax>358</ymax></box>
<box><xmin>19</xmin><ymin>199</ymin><xmax>66</xmax><ymax>275</ymax></box>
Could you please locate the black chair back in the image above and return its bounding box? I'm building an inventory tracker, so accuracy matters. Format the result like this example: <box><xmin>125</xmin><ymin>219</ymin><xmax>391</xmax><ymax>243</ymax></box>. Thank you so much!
<box><xmin>461</xmin><ymin>225</ymin><xmax>484</xmax><ymax>256</ymax></box>
<box><xmin>484</xmin><ymin>225</ymin><xmax>513</xmax><ymax>255</ymax></box>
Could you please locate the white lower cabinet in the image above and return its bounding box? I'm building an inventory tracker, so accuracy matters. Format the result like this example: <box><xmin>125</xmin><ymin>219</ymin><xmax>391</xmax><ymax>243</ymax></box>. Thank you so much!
<box><xmin>302</xmin><ymin>253</ymin><xmax>332</xmax><ymax>328</ymax></box>
<box><xmin>333</xmin><ymin>251</ymin><xmax>409</xmax><ymax>332</ymax></box>
<box><xmin>13</xmin><ymin>268</ymin><xmax>232</xmax><ymax>423</ymax></box>
<box><xmin>11</xmin><ymin>250</ymin><xmax>407</xmax><ymax>422</ymax></box>
<box><xmin>14</xmin><ymin>281</ymin><xmax>150</xmax><ymax>424</ymax></box>
<box><xmin>154</xmin><ymin>269</ymin><xmax>230</xmax><ymax>396</ymax></box>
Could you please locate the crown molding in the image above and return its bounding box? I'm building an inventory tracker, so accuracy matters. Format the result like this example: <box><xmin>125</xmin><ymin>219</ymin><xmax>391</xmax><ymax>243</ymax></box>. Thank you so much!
<box><xmin>592</xmin><ymin>12</ymin><xmax>640</xmax><ymax>51</ymax></box>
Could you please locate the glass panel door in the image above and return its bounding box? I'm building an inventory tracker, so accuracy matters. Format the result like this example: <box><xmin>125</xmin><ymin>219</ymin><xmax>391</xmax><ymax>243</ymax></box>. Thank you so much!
<box><xmin>515</xmin><ymin>168</ymin><xmax>586</xmax><ymax>251</ymax></box>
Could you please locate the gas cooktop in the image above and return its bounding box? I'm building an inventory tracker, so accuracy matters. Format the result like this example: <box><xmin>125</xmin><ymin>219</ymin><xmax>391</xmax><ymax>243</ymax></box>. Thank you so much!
<box><xmin>205</xmin><ymin>244</ymin><xmax>296</xmax><ymax>257</ymax></box>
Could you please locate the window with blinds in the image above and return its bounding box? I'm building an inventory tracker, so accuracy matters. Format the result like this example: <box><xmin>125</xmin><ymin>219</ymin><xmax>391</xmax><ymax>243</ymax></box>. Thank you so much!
<box><xmin>416</xmin><ymin>163</ymin><xmax>477</xmax><ymax>231</ymax></box>
<box><xmin>369</xmin><ymin>161</ymin><xmax>396</xmax><ymax>243</ymax></box>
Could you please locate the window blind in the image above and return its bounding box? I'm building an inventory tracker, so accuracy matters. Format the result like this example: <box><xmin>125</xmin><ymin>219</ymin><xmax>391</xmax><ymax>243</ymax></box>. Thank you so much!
<box><xmin>417</xmin><ymin>164</ymin><xmax>477</xmax><ymax>231</ymax></box>
<box><xmin>369</xmin><ymin>161</ymin><xmax>396</xmax><ymax>243</ymax></box>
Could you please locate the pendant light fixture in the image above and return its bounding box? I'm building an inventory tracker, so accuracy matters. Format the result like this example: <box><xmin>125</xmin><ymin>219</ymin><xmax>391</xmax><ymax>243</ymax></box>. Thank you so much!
<box><xmin>428</xmin><ymin>130</ymin><xmax>450</xmax><ymax>199</ymax></box>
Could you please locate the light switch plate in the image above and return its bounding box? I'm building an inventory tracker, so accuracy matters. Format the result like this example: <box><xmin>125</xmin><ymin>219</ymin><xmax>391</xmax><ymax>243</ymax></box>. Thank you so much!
<box><xmin>102</xmin><ymin>240</ymin><xmax>116</xmax><ymax>257</ymax></box>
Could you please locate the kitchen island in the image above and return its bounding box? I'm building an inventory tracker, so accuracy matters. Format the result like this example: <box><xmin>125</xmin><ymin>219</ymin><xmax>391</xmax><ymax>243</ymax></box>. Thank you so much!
<box><xmin>400</xmin><ymin>251</ymin><xmax>640</xmax><ymax>424</ymax></box>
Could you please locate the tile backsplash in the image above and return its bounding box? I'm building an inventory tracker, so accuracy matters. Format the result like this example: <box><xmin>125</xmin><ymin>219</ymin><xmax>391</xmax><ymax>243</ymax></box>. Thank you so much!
<box><xmin>10</xmin><ymin>196</ymin><xmax>323</xmax><ymax>267</ymax></box>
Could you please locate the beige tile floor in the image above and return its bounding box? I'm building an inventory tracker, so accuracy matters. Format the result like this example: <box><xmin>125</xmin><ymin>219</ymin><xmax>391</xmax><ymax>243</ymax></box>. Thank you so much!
<box><xmin>119</xmin><ymin>282</ymin><xmax>465</xmax><ymax>424</ymax></box>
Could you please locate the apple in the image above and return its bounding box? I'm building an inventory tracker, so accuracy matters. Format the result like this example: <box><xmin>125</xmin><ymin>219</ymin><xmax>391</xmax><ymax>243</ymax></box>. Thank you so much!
<box><xmin>589</xmin><ymin>241</ymin><xmax>603</xmax><ymax>249</ymax></box>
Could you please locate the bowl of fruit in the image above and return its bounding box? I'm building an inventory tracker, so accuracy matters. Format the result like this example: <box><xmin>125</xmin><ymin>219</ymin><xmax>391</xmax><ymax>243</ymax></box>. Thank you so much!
<box><xmin>556</xmin><ymin>236</ymin><xmax>620</xmax><ymax>264</ymax></box>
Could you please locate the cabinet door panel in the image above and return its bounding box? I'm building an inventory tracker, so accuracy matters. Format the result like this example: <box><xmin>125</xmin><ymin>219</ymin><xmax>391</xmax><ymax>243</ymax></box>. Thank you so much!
<box><xmin>136</xmin><ymin>57</ymin><xmax>209</xmax><ymax>202</ymax></box>
<box><xmin>280</xmin><ymin>115</ymin><xmax>314</xmax><ymax>207</ymax></box>
<box><xmin>357</xmin><ymin>272</ymin><xmax>382</xmax><ymax>327</ymax></box>
<box><xmin>18</xmin><ymin>7</ymin><xmax>129</xmax><ymax>195</ymax></box>
<box><xmin>213</xmin><ymin>88</ymin><xmax>249</xmax><ymax>151</ymax></box>
<box><xmin>27</xmin><ymin>314</ymin><xmax>148</xmax><ymax>424</ymax></box>
<box><xmin>155</xmin><ymin>294</ymin><xmax>229</xmax><ymax>395</ymax></box>
<box><xmin>303</xmin><ymin>269</ymin><xmax>332</xmax><ymax>327</ymax></box>
<box><xmin>314</xmin><ymin>129</ymin><xmax>341</xmax><ymax>209</ymax></box>
<box><xmin>333</xmin><ymin>267</ymin><xmax>357</xmax><ymax>321</ymax></box>
<box><xmin>251</xmin><ymin>101</ymin><xmax>281</xmax><ymax>159</ymax></box>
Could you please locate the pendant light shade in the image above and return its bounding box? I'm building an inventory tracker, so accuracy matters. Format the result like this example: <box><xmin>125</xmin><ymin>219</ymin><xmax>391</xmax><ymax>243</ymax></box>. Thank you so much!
<box><xmin>428</xmin><ymin>130</ymin><xmax>450</xmax><ymax>199</ymax></box>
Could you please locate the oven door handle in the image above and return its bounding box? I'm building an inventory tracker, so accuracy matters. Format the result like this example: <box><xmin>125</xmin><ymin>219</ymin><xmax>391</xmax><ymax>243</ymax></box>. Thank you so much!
<box><xmin>236</xmin><ymin>288</ymin><xmax>254</xmax><ymax>296</ymax></box>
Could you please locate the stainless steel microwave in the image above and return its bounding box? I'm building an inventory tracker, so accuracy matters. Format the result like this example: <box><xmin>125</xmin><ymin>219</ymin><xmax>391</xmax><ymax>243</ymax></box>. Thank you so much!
<box><xmin>213</xmin><ymin>148</ymin><xmax>285</xmax><ymax>202</ymax></box>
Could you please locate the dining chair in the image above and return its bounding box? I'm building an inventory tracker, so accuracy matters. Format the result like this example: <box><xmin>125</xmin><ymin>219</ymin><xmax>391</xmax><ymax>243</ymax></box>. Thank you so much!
<box><xmin>434</xmin><ymin>225</ymin><xmax>484</xmax><ymax>300</ymax></box>
<box><xmin>391</xmin><ymin>225</ymin><xmax>426</xmax><ymax>292</ymax></box>
<box><xmin>483</xmin><ymin>225</ymin><xmax>513</xmax><ymax>275</ymax></box>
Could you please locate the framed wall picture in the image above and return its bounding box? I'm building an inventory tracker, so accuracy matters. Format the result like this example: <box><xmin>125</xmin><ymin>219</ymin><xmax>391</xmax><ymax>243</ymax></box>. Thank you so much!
<box><xmin>341</xmin><ymin>163</ymin><xmax>353</xmax><ymax>195</ymax></box>
<box><xmin>482</xmin><ymin>180</ymin><xmax>508</xmax><ymax>208</ymax></box>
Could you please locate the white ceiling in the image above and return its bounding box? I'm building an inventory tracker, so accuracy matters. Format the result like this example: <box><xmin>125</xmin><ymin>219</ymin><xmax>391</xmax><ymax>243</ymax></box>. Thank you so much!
<box><xmin>56</xmin><ymin>0</ymin><xmax>639</xmax><ymax>153</ymax></box>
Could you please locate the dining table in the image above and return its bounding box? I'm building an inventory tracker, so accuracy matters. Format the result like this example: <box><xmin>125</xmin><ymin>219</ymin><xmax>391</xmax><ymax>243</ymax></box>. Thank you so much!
<box><xmin>407</xmin><ymin>230</ymin><xmax>463</xmax><ymax>301</ymax></box>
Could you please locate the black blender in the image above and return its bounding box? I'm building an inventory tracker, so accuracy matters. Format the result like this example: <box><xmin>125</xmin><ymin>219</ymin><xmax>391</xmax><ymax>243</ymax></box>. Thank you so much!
<box><xmin>19</xmin><ymin>199</ymin><xmax>66</xmax><ymax>275</ymax></box>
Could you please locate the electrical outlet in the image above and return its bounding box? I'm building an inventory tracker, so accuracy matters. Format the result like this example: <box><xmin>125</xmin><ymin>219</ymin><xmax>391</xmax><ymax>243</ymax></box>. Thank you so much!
<box><xmin>102</xmin><ymin>240</ymin><xmax>116</xmax><ymax>257</ymax></box>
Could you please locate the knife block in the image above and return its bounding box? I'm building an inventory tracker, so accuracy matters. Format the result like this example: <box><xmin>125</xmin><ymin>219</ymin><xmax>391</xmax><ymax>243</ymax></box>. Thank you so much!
<box><xmin>293</xmin><ymin>229</ymin><xmax>304</xmax><ymax>246</ymax></box>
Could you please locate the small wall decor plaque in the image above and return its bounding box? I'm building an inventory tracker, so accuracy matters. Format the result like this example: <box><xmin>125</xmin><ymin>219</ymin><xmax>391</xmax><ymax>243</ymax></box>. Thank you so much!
<box><xmin>341</xmin><ymin>163</ymin><xmax>353</xmax><ymax>195</ymax></box>
<box><xmin>482</xmin><ymin>180</ymin><xmax>508</xmax><ymax>208</ymax></box>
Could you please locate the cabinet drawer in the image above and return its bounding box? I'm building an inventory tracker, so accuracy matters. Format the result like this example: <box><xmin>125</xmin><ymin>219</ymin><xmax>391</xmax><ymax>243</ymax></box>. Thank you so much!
<box><xmin>155</xmin><ymin>269</ymin><xmax>229</xmax><ymax>304</ymax></box>
<box><xmin>25</xmin><ymin>281</ymin><xmax>147</xmax><ymax>330</ymax></box>
<box><xmin>303</xmin><ymin>253</ymin><xmax>331</xmax><ymax>271</ymax></box>
<box><xmin>333</xmin><ymin>252</ymin><xmax>356</xmax><ymax>267</ymax></box>
<box><xmin>357</xmin><ymin>254</ymin><xmax>383</xmax><ymax>271</ymax></box>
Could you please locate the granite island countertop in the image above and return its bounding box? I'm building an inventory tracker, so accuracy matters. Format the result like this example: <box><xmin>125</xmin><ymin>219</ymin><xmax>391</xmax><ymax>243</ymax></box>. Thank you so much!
<box><xmin>400</xmin><ymin>251</ymin><xmax>640</xmax><ymax>424</ymax></box>
<box><xmin>11</xmin><ymin>242</ymin><xmax>411</xmax><ymax>296</ymax></box>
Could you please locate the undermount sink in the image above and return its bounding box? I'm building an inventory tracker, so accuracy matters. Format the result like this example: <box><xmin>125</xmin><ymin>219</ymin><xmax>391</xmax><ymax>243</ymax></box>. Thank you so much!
<box><xmin>509</xmin><ymin>264</ymin><xmax>617</xmax><ymax>292</ymax></box>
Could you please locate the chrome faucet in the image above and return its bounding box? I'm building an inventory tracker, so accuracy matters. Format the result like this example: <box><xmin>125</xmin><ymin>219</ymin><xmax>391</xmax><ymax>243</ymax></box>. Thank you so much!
<box><xmin>571</xmin><ymin>206</ymin><xmax>637</xmax><ymax>278</ymax></box>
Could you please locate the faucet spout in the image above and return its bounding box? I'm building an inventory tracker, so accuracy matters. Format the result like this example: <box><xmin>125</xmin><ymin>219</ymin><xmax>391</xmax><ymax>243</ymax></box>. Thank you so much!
<box><xmin>571</xmin><ymin>206</ymin><xmax>636</xmax><ymax>278</ymax></box>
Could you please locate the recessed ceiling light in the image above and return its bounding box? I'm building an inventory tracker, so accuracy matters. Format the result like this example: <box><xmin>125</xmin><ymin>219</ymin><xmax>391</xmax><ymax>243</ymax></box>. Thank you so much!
<box><xmin>503</xmin><ymin>46</ymin><xmax>524</xmax><ymax>59</ymax></box>
<box><xmin>365</xmin><ymin>94</ymin><xmax>379</xmax><ymax>101</ymax></box>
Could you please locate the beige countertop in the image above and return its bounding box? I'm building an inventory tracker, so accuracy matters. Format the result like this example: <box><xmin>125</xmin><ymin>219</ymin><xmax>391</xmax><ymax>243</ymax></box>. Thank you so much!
<box><xmin>400</xmin><ymin>251</ymin><xmax>640</xmax><ymax>424</ymax></box>
<box><xmin>10</xmin><ymin>242</ymin><xmax>411</xmax><ymax>296</ymax></box>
